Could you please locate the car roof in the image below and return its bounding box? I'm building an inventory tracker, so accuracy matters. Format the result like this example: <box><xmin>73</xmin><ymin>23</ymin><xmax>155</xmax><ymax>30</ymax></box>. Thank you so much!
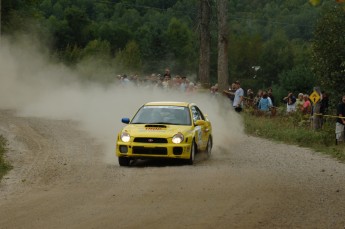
<box><xmin>144</xmin><ymin>101</ymin><xmax>191</xmax><ymax>107</ymax></box>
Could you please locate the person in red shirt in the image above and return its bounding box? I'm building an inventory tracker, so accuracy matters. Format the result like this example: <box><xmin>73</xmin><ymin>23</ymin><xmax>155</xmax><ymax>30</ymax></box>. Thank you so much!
<box><xmin>301</xmin><ymin>94</ymin><xmax>312</xmax><ymax>114</ymax></box>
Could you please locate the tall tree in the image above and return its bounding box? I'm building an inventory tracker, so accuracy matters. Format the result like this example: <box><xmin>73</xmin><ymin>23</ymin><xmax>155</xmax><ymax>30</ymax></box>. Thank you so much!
<box><xmin>312</xmin><ymin>4</ymin><xmax>345</xmax><ymax>101</ymax></box>
<box><xmin>166</xmin><ymin>17</ymin><xmax>194</xmax><ymax>73</ymax></box>
<box><xmin>115</xmin><ymin>40</ymin><xmax>142</xmax><ymax>73</ymax></box>
<box><xmin>198</xmin><ymin>0</ymin><xmax>211</xmax><ymax>88</ymax></box>
<box><xmin>217</xmin><ymin>0</ymin><xmax>229</xmax><ymax>92</ymax></box>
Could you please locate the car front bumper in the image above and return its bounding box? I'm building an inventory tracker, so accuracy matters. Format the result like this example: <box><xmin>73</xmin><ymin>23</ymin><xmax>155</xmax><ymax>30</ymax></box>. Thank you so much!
<box><xmin>116</xmin><ymin>142</ymin><xmax>192</xmax><ymax>160</ymax></box>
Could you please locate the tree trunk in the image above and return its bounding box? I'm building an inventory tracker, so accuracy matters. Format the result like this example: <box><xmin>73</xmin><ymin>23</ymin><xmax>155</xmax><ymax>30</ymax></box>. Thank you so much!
<box><xmin>217</xmin><ymin>0</ymin><xmax>229</xmax><ymax>92</ymax></box>
<box><xmin>198</xmin><ymin>0</ymin><xmax>211</xmax><ymax>89</ymax></box>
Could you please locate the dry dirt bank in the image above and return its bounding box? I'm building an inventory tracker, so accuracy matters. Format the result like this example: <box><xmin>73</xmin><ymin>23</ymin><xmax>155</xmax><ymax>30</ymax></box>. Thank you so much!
<box><xmin>0</xmin><ymin>110</ymin><xmax>344</xmax><ymax>229</ymax></box>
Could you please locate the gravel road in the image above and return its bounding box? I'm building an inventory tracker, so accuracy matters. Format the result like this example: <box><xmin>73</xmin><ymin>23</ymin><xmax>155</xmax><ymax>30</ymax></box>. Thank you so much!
<box><xmin>1</xmin><ymin>37</ymin><xmax>344</xmax><ymax>229</ymax></box>
<box><xmin>0</xmin><ymin>109</ymin><xmax>344</xmax><ymax>229</ymax></box>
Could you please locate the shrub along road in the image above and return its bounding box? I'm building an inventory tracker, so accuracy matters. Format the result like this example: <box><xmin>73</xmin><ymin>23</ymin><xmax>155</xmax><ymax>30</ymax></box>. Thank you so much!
<box><xmin>0</xmin><ymin>109</ymin><xmax>344</xmax><ymax>228</ymax></box>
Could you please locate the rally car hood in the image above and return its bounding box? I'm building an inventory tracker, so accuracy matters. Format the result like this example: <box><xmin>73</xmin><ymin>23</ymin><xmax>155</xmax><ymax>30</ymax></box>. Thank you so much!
<box><xmin>121</xmin><ymin>124</ymin><xmax>194</xmax><ymax>138</ymax></box>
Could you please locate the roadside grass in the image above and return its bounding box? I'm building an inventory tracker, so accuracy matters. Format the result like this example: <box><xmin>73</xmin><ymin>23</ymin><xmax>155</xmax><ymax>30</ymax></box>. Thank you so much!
<box><xmin>0</xmin><ymin>135</ymin><xmax>12</xmax><ymax>180</ymax></box>
<box><xmin>243</xmin><ymin>110</ymin><xmax>345</xmax><ymax>162</ymax></box>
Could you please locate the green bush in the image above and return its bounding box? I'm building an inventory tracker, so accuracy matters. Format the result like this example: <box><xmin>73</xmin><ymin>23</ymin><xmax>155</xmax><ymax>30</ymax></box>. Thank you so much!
<box><xmin>243</xmin><ymin>111</ymin><xmax>345</xmax><ymax>162</ymax></box>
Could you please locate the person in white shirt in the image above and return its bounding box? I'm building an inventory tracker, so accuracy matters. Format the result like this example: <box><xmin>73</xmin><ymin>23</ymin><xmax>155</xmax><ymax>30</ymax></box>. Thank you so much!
<box><xmin>233</xmin><ymin>81</ymin><xmax>244</xmax><ymax>112</ymax></box>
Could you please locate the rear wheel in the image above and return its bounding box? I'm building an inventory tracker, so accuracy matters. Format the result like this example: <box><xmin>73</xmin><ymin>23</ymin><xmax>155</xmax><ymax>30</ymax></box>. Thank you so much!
<box><xmin>187</xmin><ymin>141</ymin><xmax>196</xmax><ymax>165</ymax></box>
<box><xmin>118</xmin><ymin>157</ymin><xmax>130</xmax><ymax>166</ymax></box>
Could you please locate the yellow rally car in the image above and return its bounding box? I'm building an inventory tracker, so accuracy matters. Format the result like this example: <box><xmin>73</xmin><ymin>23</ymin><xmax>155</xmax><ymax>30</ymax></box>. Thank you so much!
<box><xmin>116</xmin><ymin>101</ymin><xmax>212</xmax><ymax>166</ymax></box>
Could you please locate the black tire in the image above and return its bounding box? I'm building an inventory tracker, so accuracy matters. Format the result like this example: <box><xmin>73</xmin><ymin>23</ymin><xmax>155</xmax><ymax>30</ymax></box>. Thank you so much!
<box><xmin>118</xmin><ymin>157</ymin><xmax>130</xmax><ymax>166</ymax></box>
<box><xmin>206</xmin><ymin>137</ymin><xmax>212</xmax><ymax>158</ymax></box>
<box><xmin>187</xmin><ymin>141</ymin><xmax>196</xmax><ymax>165</ymax></box>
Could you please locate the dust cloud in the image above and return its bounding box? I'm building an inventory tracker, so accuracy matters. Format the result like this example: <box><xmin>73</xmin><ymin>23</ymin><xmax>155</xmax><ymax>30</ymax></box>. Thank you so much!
<box><xmin>0</xmin><ymin>37</ymin><xmax>245</xmax><ymax>164</ymax></box>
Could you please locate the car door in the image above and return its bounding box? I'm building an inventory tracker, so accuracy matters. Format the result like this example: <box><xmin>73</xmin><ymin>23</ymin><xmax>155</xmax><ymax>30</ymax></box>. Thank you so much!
<box><xmin>190</xmin><ymin>106</ymin><xmax>209</xmax><ymax>149</ymax></box>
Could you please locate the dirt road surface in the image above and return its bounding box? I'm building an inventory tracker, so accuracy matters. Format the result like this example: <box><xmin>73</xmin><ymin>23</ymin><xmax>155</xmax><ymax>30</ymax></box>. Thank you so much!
<box><xmin>0</xmin><ymin>110</ymin><xmax>344</xmax><ymax>229</ymax></box>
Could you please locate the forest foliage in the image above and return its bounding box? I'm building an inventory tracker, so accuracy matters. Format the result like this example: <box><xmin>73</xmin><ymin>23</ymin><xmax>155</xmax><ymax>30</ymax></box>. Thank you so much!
<box><xmin>1</xmin><ymin>0</ymin><xmax>344</xmax><ymax>104</ymax></box>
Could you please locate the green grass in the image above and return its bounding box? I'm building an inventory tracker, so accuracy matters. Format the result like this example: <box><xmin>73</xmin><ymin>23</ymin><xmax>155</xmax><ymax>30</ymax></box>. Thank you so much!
<box><xmin>243</xmin><ymin>110</ymin><xmax>345</xmax><ymax>162</ymax></box>
<box><xmin>0</xmin><ymin>135</ymin><xmax>12</xmax><ymax>180</ymax></box>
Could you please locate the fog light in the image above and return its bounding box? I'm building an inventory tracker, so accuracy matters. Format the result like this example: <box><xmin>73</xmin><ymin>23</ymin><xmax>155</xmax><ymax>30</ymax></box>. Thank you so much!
<box><xmin>119</xmin><ymin>145</ymin><xmax>128</xmax><ymax>153</ymax></box>
<box><xmin>173</xmin><ymin>147</ymin><xmax>183</xmax><ymax>155</ymax></box>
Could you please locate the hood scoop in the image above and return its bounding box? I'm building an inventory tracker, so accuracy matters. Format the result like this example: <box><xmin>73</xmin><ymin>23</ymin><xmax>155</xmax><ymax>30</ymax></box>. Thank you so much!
<box><xmin>145</xmin><ymin>124</ymin><xmax>167</xmax><ymax>128</ymax></box>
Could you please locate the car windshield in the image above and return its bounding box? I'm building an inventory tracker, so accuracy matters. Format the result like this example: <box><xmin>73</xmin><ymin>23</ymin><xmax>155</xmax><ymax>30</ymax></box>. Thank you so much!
<box><xmin>131</xmin><ymin>106</ymin><xmax>192</xmax><ymax>125</ymax></box>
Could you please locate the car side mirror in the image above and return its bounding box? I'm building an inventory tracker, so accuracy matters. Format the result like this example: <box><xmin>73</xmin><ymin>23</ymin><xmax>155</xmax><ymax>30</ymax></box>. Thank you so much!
<box><xmin>195</xmin><ymin>120</ymin><xmax>206</xmax><ymax>126</ymax></box>
<box><xmin>121</xmin><ymin>118</ymin><xmax>130</xmax><ymax>124</ymax></box>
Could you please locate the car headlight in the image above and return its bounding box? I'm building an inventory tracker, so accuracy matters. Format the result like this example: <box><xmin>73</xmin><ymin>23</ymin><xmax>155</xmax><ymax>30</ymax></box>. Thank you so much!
<box><xmin>121</xmin><ymin>132</ymin><xmax>130</xmax><ymax>142</ymax></box>
<box><xmin>172</xmin><ymin>133</ymin><xmax>184</xmax><ymax>144</ymax></box>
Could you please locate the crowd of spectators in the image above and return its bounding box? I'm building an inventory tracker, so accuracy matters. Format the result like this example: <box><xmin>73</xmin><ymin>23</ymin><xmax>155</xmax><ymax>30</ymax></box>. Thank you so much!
<box><xmin>116</xmin><ymin>70</ymin><xmax>331</xmax><ymax>120</ymax></box>
<box><xmin>115</xmin><ymin>68</ymin><xmax>200</xmax><ymax>95</ymax></box>
<box><xmin>217</xmin><ymin>81</ymin><xmax>330</xmax><ymax>119</ymax></box>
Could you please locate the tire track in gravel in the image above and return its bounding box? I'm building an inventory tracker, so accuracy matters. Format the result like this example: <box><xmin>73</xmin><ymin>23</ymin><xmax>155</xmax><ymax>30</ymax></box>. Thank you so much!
<box><xmin>0</xmin><ymin>110</ymin><xmax>106</xmax><ymax>199</ymax></box>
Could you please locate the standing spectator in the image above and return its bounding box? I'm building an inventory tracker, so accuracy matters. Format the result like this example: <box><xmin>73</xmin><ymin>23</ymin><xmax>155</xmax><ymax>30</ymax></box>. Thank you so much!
<box><xmin>301</xmin><ymin>94</ymin><xmax>312</xmax><ymax>115</ymax></box>
<box><xmin>223</xmin><ymin>82</ymin><xmax>236</xmax><ymax>106</ymax></box>
<box><xmin>154</xmin><ymin>78</ymin><xmax>163</xmax><ymax>88</ymax></box>
<box><xmin>335</xmin><ymin>95</ymin><xmax>345</xmax><ymax>144</ymax></box>
<box><xmin>258</xmin><ymin>91</ymin><xmax>272</xmax><ymax>112</ymax></box>
<box><xmin>247</xmin><ymin>89</ymin><xmax>254</xmax><ymax>100</ymax></box>
<box><xmin>210</xmin><ymin>84</ymin><xmax>219</xmax><ymax>96</ymax></box>
<box><xmin>121</xmin><ymin>74</ymin><xmax>131</xmax><ymax>86</ymax></box>
<box><xmin>163</xmin><ymin>68</ymin><xmax>171</xmax><ymax>79</ymax></box>
<box><xmin>320</xmin><ymin>91</ymin><xmax>329</xmax><ymax>115</ymax></box>
<box><xmin>283</xmin><ymin>92</ymin><xmax>297</xmax><ymax>113</ymax></box>
<box><xmin>246</xmin><ymin>89</ymin><xmax>255</xmax><ymax>108</ymax></box>
<box><xmin>233</xmin><ymin>80</ymin><xmax>244</xmax><ymax>112</ymax></box>
<box><xmin>319</xmin><ymin>91</ymin><xmax>329</xmax><ymax>128</ymax></box>
<box><xmin>180</xmin><ymin>76</ymin><xmax>187</xmax><ymax>92</ymax></box>
<box><xmin>267</xmin><ymin>88</ymin><xmax>275</xmax><ymax>106</ymax></box>
<box><xmin>296</xmin><ymin>93</ymin><xmax>304</xmax><ymax>112</ymax></box>
<box><xmin>253</xmin><ymin>89</ymin><xmax>263</xmax><ymax>108</ymax></box>
<box><xmin>162</xmin><ymin>75</ymin><xmax>171</xmax><ymax>89</ymax></box>
<box><xmin>172</xmin><ymin>75</ymin><xmax>181</xmax><ymax>90</ymax></box>
<box><xmin>186</xmin><ymin>82</ymin><xmax>195</xmax><ymax>95</ymax></box>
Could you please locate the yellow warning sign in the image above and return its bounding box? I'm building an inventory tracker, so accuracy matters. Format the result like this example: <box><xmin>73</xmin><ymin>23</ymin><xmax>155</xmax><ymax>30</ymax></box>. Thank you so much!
<box><xmin>309</xmin><ymin>91</ymin><xmax>320</xmax><ymax>104</ymax></box>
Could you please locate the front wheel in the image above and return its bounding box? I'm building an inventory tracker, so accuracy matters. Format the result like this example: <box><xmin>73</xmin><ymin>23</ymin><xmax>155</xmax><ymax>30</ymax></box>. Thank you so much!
<box><xmin>187</xmin><ymin>141</ymin><xmax>196</xmax><ymax>165</ymax></box>
<box><xmin>118</xmin><ymin>157</ymin><xmax>130</xmax><ymax>166</ymax></box>
<box><xmin>206</xmin><ymin>137</ymin><xmax>212</xmax><ymax>158</ymax></box>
